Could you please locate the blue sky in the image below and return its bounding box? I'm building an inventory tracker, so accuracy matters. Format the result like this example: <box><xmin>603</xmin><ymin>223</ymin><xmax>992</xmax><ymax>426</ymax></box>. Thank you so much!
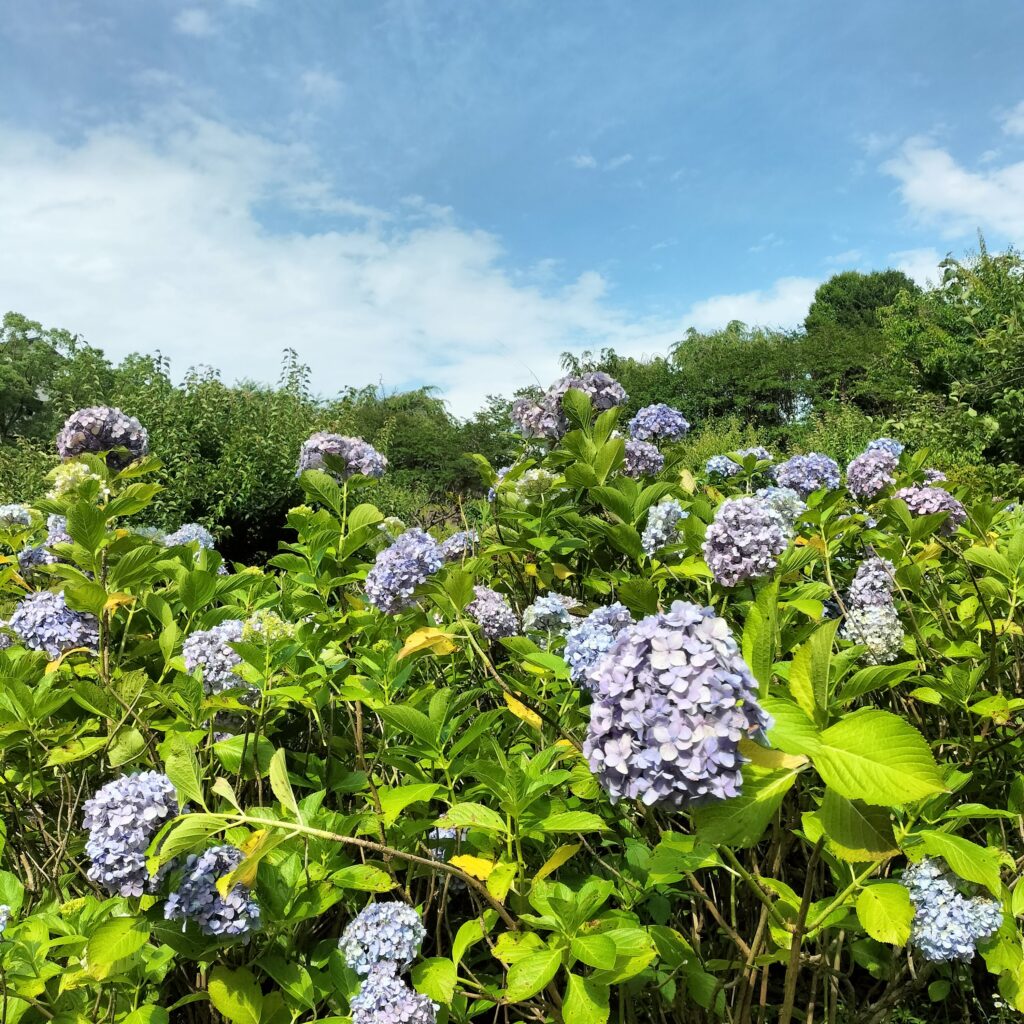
<box><xmin>1</xmin><ymin>1</ymin><xmax>1023</xmax><ymax>412</ymax></box>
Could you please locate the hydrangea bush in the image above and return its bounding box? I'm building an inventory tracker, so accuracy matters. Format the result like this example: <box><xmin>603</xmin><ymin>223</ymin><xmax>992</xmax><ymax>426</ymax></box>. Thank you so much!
<box><xmin>0</xmin><ymin>394</ymin><xmax>1023</xmax><ymax>1024</ymax></box>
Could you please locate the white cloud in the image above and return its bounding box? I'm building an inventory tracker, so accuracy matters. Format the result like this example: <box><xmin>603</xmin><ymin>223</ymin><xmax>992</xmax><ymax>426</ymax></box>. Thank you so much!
<box><xmin>748</xmin><ymin>232</ymin><xmax>783</xmax><ymax>254</ymax></box>
<box><xmin>300</xmin><ymin>69</ymin><xmax>343</xmax><ymax>103</ymax></box>
<box><xmin>605</xmin><ymin>153</ymin><xmax>633</xmax><ymax>171</ymax></box>
<box><xmin>683</xmin><ymin>277</ymin><xmax>818</xmax><ymax>333</ymax></box>
<box><xmin>882</xmin><ymin>136</ymin><xmax>1024</xmax><ymax>238</ymax></box>
<box><xmin>173</xmin><ymin>8</ymin><xmax>215</xmax><ymax>37</ymax></box>
<box><xmin>888</xmin><ymin>247</ymin><xmax>943</xmax><ymax>287</ymax></box>
<box><xmin>1001</xmin><ymin>100</ymin><xmax>1024</xmax><ymax>137</ymax></box>
<box><xmin>825</xmin><ymin>248</ymin><xmax>863</xmax><ymax>266</ymax></box>
<box><xmin>569</xmin><ymin>153</ymin><xmax>597</xmax><ymax>169</ymax></box>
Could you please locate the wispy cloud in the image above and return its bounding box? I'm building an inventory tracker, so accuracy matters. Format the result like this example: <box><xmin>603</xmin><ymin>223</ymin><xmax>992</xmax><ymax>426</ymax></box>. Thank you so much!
<box><xmin>569</xmin><ymin>153</ymin><xmax>597</xmax><ymax>169</ymax></box>
<box><xmin>683</xmin><ymin>277</ymin><xmax>818</xmax><ymax>333</ymax></box>
<box><xmin>748</xmin><ymin>233</ymin><xmax>783</xmax><ymax>254</ymax></box>
<box><xmin>173</xmin><ymin>8</ymin><xmax>215</xmax><ymax>37</ymax></box>
<box><xmin>889</xmin><ymin>247</ymin><xmax>944</xmax><ymax>287</ymax></box>
<box><xmin>1001</xmin><ymin>100</ymin><xmax>1024</xmax><ymax>137</ymax></box>
<box><xmin>825</xmin><ymin>248</ymin><xmax>863</xmax><ymax>265</ymax></box>
<box><xmin>300</xmin><ymin>69</ymin><xmax>343</xmax><ymax>103</ymax></box>
<box><xmin>605</xmin><ymin>153</ymin><xmax>633</xmax><ymax>171</ymax></box>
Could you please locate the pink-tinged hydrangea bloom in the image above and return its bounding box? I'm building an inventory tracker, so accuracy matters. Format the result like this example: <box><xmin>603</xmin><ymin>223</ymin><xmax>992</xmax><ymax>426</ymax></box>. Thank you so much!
<box><xmin>466</xmin><ymin>586</ymin><xmax>519</xmax><ymax>640</ymax></box>
<box><xmin>297</xmin><ymin>433</ymin><xmax>387</xmax><ymax>480</ymax></box>
<box><xmin>628</xmin><ymin>403</ymin><xmax>690</xmax><ymax>442</ymax></box>
<box><xmin>848</xmin><ymin>557</ymin><xmax>895</xmax><ymax>608</ymax></box>
<box><xmin>894</xmin><ymin>485</ymin><xmax>967</xmax><ymax>535</ymax></box>
<box><xmin>511</xmin><ymin>372</ymin><xmax>627</xmax><ymax>440</ymax></box>
<box><xmin>623</xmin><ymin>439</ymin><xmax>664</xmax><ymax>478</ymax></box>
<box><xmin>773</xmin><ymin>453</ymin><xmax>840</xmax><ymax>497</ymax></box>
<box><xmin>56</xmin><ymin>406</ymin><xmax>148</xmax><ymax>468</ymax></box>
<box><xmin>846</xmin><ymin>448</ymin><xmax>899</xmax><ymax>501</ymax></box>
<box><xmin>703</xmin><ymin>497</ymin><xmax>789</xmax><ymax>587</ymax></box>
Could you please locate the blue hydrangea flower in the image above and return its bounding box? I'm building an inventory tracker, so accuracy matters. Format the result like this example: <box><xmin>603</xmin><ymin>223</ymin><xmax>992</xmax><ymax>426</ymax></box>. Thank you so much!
<box><xmin>0</xmin><ymin>904</ymin><xmax>10</xmax><ymax>936</ymax></box>
<box><xmin>902</xmin><ymin>859</ymin><xmax>1002</xmax><ymax>962</ymax></box>
<box><xmin>17</xmin><ymin>545</ymin><xmax>56</xmax><ymax>575</ymax></box>
<box><xmin>9</xmin><ymin>591</ymin><xmax>99</xmax><ymax>658</ymax></box>
<box><xmin>706</xmin><ymin>454</ymin><xmax>741</xmax><ymax>479</ymax></box>
<box><xmin>628</xmin><ymin>404</ymin><xmax>690</xmax><ymax>442</ymax></box>
<box><xmin>165</xmin><ymin>845</ymin><xmax>260</xmax><ymax>938</ymax></box>
<box><xmin>56</xmin><ymin>406</ymin><xmax>149</xmax><ymax>468</ymax></box>
<box><xmin>703</xmin><ymin>497</ymin><xmax>789</xmax><ymax>587</ymax></box>
<box><xmin>426</xmin><ymin>826</ymin><xmax>464</xmax><ymax>862</ymax></box>
<box><xmin>522</xmin><ymin>593</ymin><xmax>577</xmax><ymax>633</ymax></box>
<box><xmin>440</xmin><ymin>530</ymin><xmax>478</xmax><ymax>561</ymax></box>
<box><xmin>841</xmin><ymin>602</ymin><xmax>904</xmax><ymax>664</ymax></box>
<box><xmin>183</xmin><ymin>620</ymin><xmax>245</xmax><ymax>695</ymax></box>
<box><xmin>624</xmin><ymin>439</ymin><xmax>664</xmax><ymax>478</ymax></box>
<box><xmin>867</xmin><ymin>437</ymin><xmax>904</xmax><ymax>457</ymax></box>
<box><xmin>511</xmin><ymin>372</ymin><xmax>628</xmax><ymax>440</ymax></box>
<box><xmin>466</xmin><ymin>586</ymin><xmax>519</xmax><ymax>640</ymax></box>
<box><xmin>0</xmin><ymin>504</ymin><xmax>31</xmax><ymax>527</ymax></box>
<box><xmin>164</xmin><ymin>523</ymin><xmax>216</xmax><ymax>549</ymax></box>
<box><xmin>848</xmin><ymin>557</ymin><xmax>895</xmax><ymax>608</ymax></box>
<box><xmin>351</xmin><ymin>963</ymin><xmax>437</xmax><ymax>1024</ymax></box>
<box><xmin>641</xmin><ymin>499</ymin><xmax>688</xmax><ymax>556</ymax></box>
<box><xmin>846</xmin><ymin>448</ymin><xmax>898</xmax><ymax>501</ymax></box>
<box><xmin>340</xmin><ymin>902</ymin><xmax>426</xmax><ymax>975</ymax></box>
<box><xmin>773</xmin><ymin>453</ymin><xmax>841</xmax><ymax>497</ymax></box>
<box><xmin>894</xmin><ymin>486</ymin><xmax>967</xmax><ymax>536</ymax></box>
<box><xmin>83</xmin><ymin>772</ymin><xmax>178</xmax><ymax>896</ymax></box>
<box><xmin>922</xmin><ymin>468</ymin><xmax>947</xmax><ymax>484</ymax></box>
<box><xmin>564</xmin><ymin>603</ymin><xmax>634</xmax><ymax>688</ymax></box>
<box><xmin>297</xmin><ymin>432</ymin><xmax>388</xmax><ymax>479</ymax></box>
<box><xmin>47</xmin><ymin>514</ymin><xmax>72</xmax><ymax>546</ymax></box>
<box><xmin>0</xmin><ymin>624</ymin><xmax>12</xmax><ymax>651</ymax></box>
<box><xmin>487</xmin><ymin>465</ymin><xmax>511</xmax><ymax>502</ymax></box>
<box><xmin>755</xmin><ymin>486</ymin><xmax>806</xmax><ymax>529</ymax></box>
<box><xmin>584</xmin><ymin>600</ymin><xmax>771</xmax><ymax>807</ymax></box>
<box><xmin>365</xmin><ymin>529</ymin><xmax>443</xmax><ymax>614</ymax></box>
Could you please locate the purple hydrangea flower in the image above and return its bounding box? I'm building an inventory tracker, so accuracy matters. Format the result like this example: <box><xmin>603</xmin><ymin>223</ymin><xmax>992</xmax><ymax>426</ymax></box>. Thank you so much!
<box><xmin>584</xmin><ymin>601</ymin><xmax>771</xmax><ymax>807</ymax></box>
<box><xmin>0</xmin><ymin>624</ymin><xmax>12</xmax><ymax>651</ymax></box>
<box><xmin>773</xmin><ymin>453</ymin><xmax>841</xmax><ymax>497</ymax></box>
<box><xmin>511</xmin><ymin>372</ymin><xmax>628</xmax><ymax>440</ymax></box>
<box><xmin>0</xmin><ymin>904</ymin><xmax>10</xmax><ymax>936</ymax></box>
<box><xmin>522</xmin><ymin>593</ymin><xmax>577</xmax><ymax>633</ymax></box>
<box><xmin>848</xmin><ymin>557</ymin><xmax>895</xmax><ymax>608</ymax></box>
<box><xmin>83</xmin><ymin>772</ymin><xmax>178</xmax><ymax>897</ymax></box>
<box><xmin>628</xmin><ymin>404</ymin><xmax>690</xmax><ymax>442</ymax></box>
<box><xmin>867</xmin><ymin>437</ymin><xmax>904</xmax><ymax>458</ymax></box>
<box><xmin>706</xmin><ymin>455</ymin><xmax>741</xmax><ymax>479</ymax></box>
<box><xmin>365</xmin><ymin>529</ymin><xmax>443</xmax><ymax>614</ymax></box>
<box><xmin>841</xmin><ymin>603</ymin><xmax>904</xmax><ymax>664</ymax></box>
<box><xmin>46</xmin><ymin>515</ymin><xmax>72</xmax><ymax>546</ymax></box>
<box><xmin>846</xmin><ymin>448</ymin><xmax>898</xmax><ymax>501</ymax></box>
<box><xmin>164</xmin><ymin>523</ymin><xmax>216</xmax><ymax>549</ymax></box>
<box><xmin>755</xmin><ymin>486</ymin><xmax>806</xmax><ymax>529</ymax></box>
<box><xmin>165</xmin><ymin>845</ymin><xmax>260</xmax><ymax>938</ymax></box>
<box><xmin>624</xmin><ymin>439</ymin><xmax>664</xmax><ymax>478</ymax></box>
<box><xmin>340</xmin><ymin>901</ymin><xmax>426</xmax><ymax>975</ymax></box>
<box><xmin>466</xmin><ymin>586</ymin><xmax>519</xmax><ymax>640</ymax></box>
<box><xmin>17</xmin><ymin>545</ymin><xmax>56</xmax><ymax>575</ymax></box>
<box><xmin>703</xmin><ymin>497</ymin><xmax>789</xmax><ymax>587</ymax></box>
<box><xmin>922</xmin><ymin>468</ymin><xmax>947</xmax><ymax>484</ymax></box>
<box><xmin>641</xmin><ymin>499</ymin><xmax>688</xmax><ymax>556</ymax></box>
<box><xmin>487</xmin><ymin>465</ymin><xmax>511</xmax><ymax>502</ymax></box>
<box><xmin>564</xmin><ymin>603</ymin><xmax>634</xmax><ymax>688</ymax></box>
<box><xmin>894</xmin><ymin>486</ymin><xmax>967</xmax><ymax>535</ymax></box>
<box><xmin>297</xmin><ymin>433</ymin><xmax>388</xmax><ymax>480</ymax></box>
<box><xmin>183</xmin><ymin>620</ymin><xmax>245</xmax><ymax>695</ymax></box>
<box><xmin>0</xmin><ymin>504</ymin><xmax>31</xmax><ymax>527</ymax></box>
<box><xmin>351</xmin><ymin>963</ymin><xmax>437</xmax><ymax>1024</ymax></box>
<box><xmin>9</xmin><ymin>591</ymin><xmax>99</xmax><ymax>658</ymax></box>
<box><xmin>56</xmin><ymin>406</ymin><xmax>149</xmax><ymax>468</ymax></box>
<box><xmin>439</xmin><ymin>530</ymin><xmax>478</xmax><ymax>562</ymax></box>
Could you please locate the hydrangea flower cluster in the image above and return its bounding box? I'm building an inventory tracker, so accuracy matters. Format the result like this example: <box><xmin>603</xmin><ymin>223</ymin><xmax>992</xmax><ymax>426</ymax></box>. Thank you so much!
<box><xmin>703</xmin><ymin>497</ymin><xmax>789</xmax><ymax>588</ymax></box>
<box><xmin>773</xmin><ymin>453</ymin><xmax>841</xmax><ymax>497</ymax></box>
<box><xmin>47</xmin><ymin>514</ymin><xmax>72</xmax><ymax>546</ymax></box>
<box><xmin>641</xmin><ymin>499</ymin><xmax>688</xmax><ymax>556</ymax></box>
<box><xmin>82</xmin><ymin>772</ymin><xmax>178</xmax><ymax>896</ymax></box>
<box><xmin>564</xmin><ymin>603</ymin><xmax>634</xmax><ymax>687</ymax></box>
<box><xmin>365</xmin><ymin>529</ymin><xmax>443</xmax><ymax>614</ymax></box>
<box><xmin>487</xmin><ymin>465</ymin><xmax>511</xmax><ymax>502</ymax></box>
<box><xmin>846</xmin><ymin>448</ymin><xmax>898</xmax><ymax>501</ymax></box>
<box><xmin>0</xmin><ymin>625</ymin><xmax>12</xmax><ymax>651</ymax></box>
<box><xmin>624</xmin><ymin>439</ymin><xmax>665</xmax><ymax>478</ymax></box>
<box><xmin>17</xmin><ymin>545</ymin><xmax>56</xmax><ymax>575</ymax></box>
<box><xmin>584</xmin><ymin>601</ymin><xmax>771</xmax><ymax>807</ymax></box>
<box><xmin>164</xmin><ymin>523</ymin><xmax>216</xmax><ymax>549</ymax></box>
<box><xmin>350</xmin><ymin>964</ymin><xmax>437</xmax><ymax>1024</ymax></box>
<box><xmin>0</xmin><ymin>904</ymin><xmax>10</xmax><ymax>936</ymax></box>
<box><xmin>511</xmin><ymin>372</ymin><xmax>627</xmax><ymax>440</ymax></box>
<box><xmin>522</xmin><ymin>593</ymin><xmax>577</xmax><ymax>633</ymax></box>
<box><xmin>466</xmin><ymin>586</ymin><xmax>519</xmax><ymax>640</ymax></box>
<box><xmin>165</xmin><ymin>845</ymin><xmax>261</xmax><ymax>937</ymax></box>
<box><xmin>426</xmin><ymin>826</ymin><xmax>462</xmax><ymax>861</ymax></box>
<box><xmin>439</xmin><ymin>530</ymin><xmax>478</xmax><ymax>561</ymax></box>
<box><xmin>183</xmin><ymin>620</ymin><xmax>245</xmax><ymax>694</ymax></box>
<box><xmin>867</xmin><ymin>437</ymin><xmax>904</xmax><ymax>457</ymax></box>
<box><xmin>47</xmin><ymin>461</ymin><xmax>109</xmax><ymax>499</ymax></box>
<box><xmin>706</xmin><ymin>454</ymin><xmax>741</xmax><ymax>478</ymax></box>
<box><xmin>848</xmin><ymin>557</ymin><xmax>895</xmax><ymax>608</ymax></box>
<box><xmin>242</xmin><ymin>609</ymin><xmax>295</xmax><ymax>643</ymax></box>
<box><xmin>840</xmin><ymin>603</ymin><xmax>904</xmax><ymax>664</ymax></box>
<box><xmin>56</xmin><ymin>406</ymin><xmax>149</xmax><ymax>468</ymax></box>
<box><xmin>628</xmin><ymin>403</ymin><xmax>690</xmax><ymax>442</ymax></box>
<box><xmin>339</xmin><ymin>901</ymin><xmax>426</xmax><ymax>975</ymax></box>
<box><xmin>894</xmin><ymin>486</ymin><xmax>967</xmax><ymax>535</ymax></box>
<box><xmin>9</xmin><ymin>591</ymin><xmax>99</xmax><ymax>658</ymax></box>
<box><xmin>902</xmin><ymin>859</ymin><xmax>1002</xmax><ymax>961</ymax></box>
<box><xmin>755</xmin><ymin>486</ymin><xmax>806</xmax><ymax>529</ymax></box>
<box><xmin>378</xmin><ymin>516</ymin><xmax>407</xmax><ymax>540</ymax></box>
<box><xmin>297</xmin><ymin>432</ymin><xmax>388</xmax><ymax>480</ymax></box>
<box><xmin>922</xmin><ymin>468</ymin><xmax>947</xmax><ymax>484</ymax></box>
<box><xmin>0</xmin><ymin>504</ymin><xmax>31</xmax><ymax>527</ymax></box>
<box><xmin>512</xmin><ymin>468</ymin><xmax>560</xmax><ymax>501</ymax></box>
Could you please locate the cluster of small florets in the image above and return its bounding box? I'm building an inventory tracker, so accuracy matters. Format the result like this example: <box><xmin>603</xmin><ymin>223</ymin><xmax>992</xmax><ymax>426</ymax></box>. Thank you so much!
<box><xmin>623</xmin><ymin>439</ymin><xmax>665</xmax><ymax>478</ymax></box>
<box><xmin>706</xmin><ymin>455</ymin><xmax>741</xmax><ymax>478</ymax></box>
<box><xmin>47</xmin><ymin>515</ymin><xmax>72</xmax><ymax>546</ymax></box>
<box><xmin>439</xmin><ymin>530</ymin><xmax>478</xmax><ymax>561</ymax></box>
<box><xmin>902</xmin><ymin>859</ymin><xmax>1002</xmax><ymax>962</ymax></box>
<box><xmin>841</xmin><ymin>603</ymin><xmax>904</xmax><ymax>664</ymax></box>
<box><xmin>17</xmin><ymin>545</ymin><xmax>56</xmax><ymax>576</ymax></box>
<box><xmin>378</xmin><ymin>516</ymin><xmax>407</xmax><ymax>541</ymax></box>
<box><xmin>340</xmin><ymin>901</ymin><xmax>427</xmax><ymax>976</ymax></box>
<box><xmin>82</xmin><ymin>772</ymin><xmax>178</xmax><ymax>896</ymax></box>
<box><xmin>564</xmin><ymin>603</ymin><xmax>634</xmax><ymax>688</ymax></box>
<box><xmin>183</xmin><ymin>620</ymin><xmax>245</xmax><ymax>694</ymax></box>
<box><xmin>755</xmin><ymin>486</ymin><xmax>806</xmax><ymax>529</ymax></box>
<box><xmin>46</xmin><ymin>461</ymin><xmax>110</xmax><ymax>499</ymax></box>
<box><xmin>365</xmin><ymin>529</ymin><xmax>443</xmax><ymax>614</ymax></box>
<box><xmin>466</xmin><ymin>586</ymin><xmax>519</xmax><ymax>640</ymax></box>
<box><xmin>773</xmin><ymin>453</ymin><xmax>841</xmax><ymax>497</ymax></box>
<box><xmin>0</xmin><ymin>624</ymin><xmax>12</xmax><ymax>651</ymax></box>
<box><xmin>846</xmin><ymin>448</ymin><xmax>899</xmax><ymax>501</ymax></box>
<box><xmin>522</xmin><ymin>593</ymin><xmax>577</xmax><ymax>633</ymax></box>
<box><xmin>350</xmin><ymin>964</ymin><xmax>437</xmax><ymax>1024</ymax></box>
<box><xmin>867</xmin><ymin>437</ymin><xmax>904</xmax><ymax>457</ymax></box>
<box><xmin>584</xmin><ymin>601</ymin><xmax>771</xmax><ymax>807</ymax></box>
<box><xmin>165</xmin><ymin>845</ymin><xmax>260</xmax><ymax>938</ymax></box>
<box><xmin>628</xmin><ymin>403</ymin><xmax>690</xmax><ymax>442</ymax></box>
<box><xmin>703</xmin><ymin>497</ymin><xmax>789</xmax><ymax>587</ymax></box>
<box><xmin>894</xmin><ymin>486</ymin><xmax>967</xmax><ymax>535</ymax></box>
<box><xmin>642</xmin><ymin>499</ymin><xmax>688</xmax><ymax>556</ymax></box>
<box><xmin>9</xmin><ymin>591</ymin><xmax>99</xmax><ymax>658</ymax></box>
<box><xmin>242</xmin><ymin>609</ymin><xmax>295</xmax><ymax>643</ymax></box>
<box><xmin>426</xmin><ymin>826</ymin><xmax>462</xmax><ymax>862</ymax></box>
<box><xmin>56</xmin><ymin>406</ymin><xmax>149</xmax><ymax>468</ymax></box>
<box><xmin>0</xmin><ymin>904</ymin><xmax>10</xmax><ymax>936</ymax></box>
<box><xmin>487</xmin><ymin>465</ymin><xmax>511</xmax><ymax>502</ymax></box>
<box><xmin>511</xmin><ymin>372</ymin><xmax>627</xmax><ymax>440</ymax></box>
<box><xmin>848</xmin><ymin>557</ymin><xmax>896</xmax><ymax>607</ymax></box>
<box><xmin>512</xmin><ymin>468</ymin><xmax>560</xmax><ymax>501</ymax></box>
<box><xmin>164</xmin><ymin>523</ymin><xmax>216</xmax><ymax>549</ymax></box>
<box><xmin>297</xmin><ymin>432</ymin><xmax>388</xmax><ymax>480</ymax></box>
<box><xmin>0</xmin><ymin>504</ymin><xmax>31</xmax><ymax>527</ymax></box>
<box><xmin>922</xmin><ymin>468</ymin><xmax>947</xmax><ymax>484</ymax></box>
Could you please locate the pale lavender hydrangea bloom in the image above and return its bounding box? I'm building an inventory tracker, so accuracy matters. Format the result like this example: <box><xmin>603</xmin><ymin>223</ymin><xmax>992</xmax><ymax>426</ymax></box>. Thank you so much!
<box><xmin>47</xmin><ymin>515</ymin><xmax>72</xmax><ymax>546</ymax></box>
<box><xmin>165</xmin><ymin>845</ymin><xmax>260</xmax><ymax>937</ymax></box>
<box><xmin>9</xmin><ymin>591</ymin><xmax>99</xmax><ymax>658</ymax></box>
<box><xmin>466</xmin><ymin>586</ymin><xmax>519</xmax><ymax>640</ymax></box>
<box><xmin>487</xmin><ymin>466</ymin><xmax>511</xmax><ymax>502</ymax></box>
<box><xmin>846</xmin><ymin>448</ymin><xmax>898</xmax><ymax>501</ymax></box>
<box><xmin>894</xmin><ymin>486</ymin><xmax>967</xmax><ymax>535</ymax></box>
<box><xmin>564</xmin><ymin>603</ymin><xmax>634</xmax><ymax>688</ymax></box>
<box><xmin>902</xmin><ymin>859</ymin><xmax>1002</xmax><ymax>962</ymax></box>
<box><xmin>706</xmin><ymin>455</ymin><xmax>741</xmax><ymax>479</ymax></box>
<box><xmin>624</xmin><ymin>439</ymin><xmax>664</xmax><ymax>478</ymax></box>
<box><xmin>340</xmin><ymin>902</ymin><xmax>426</xmax><ymax>975</ymax></box>
<box><xmin>56</xmin><ymin>406</ymin><xmax>148</xmax><ymax>468</ymax></box>
<box><xmin>83</xmin><ymin>772</ymin><xmax>178</xmax><ymax>896</ymax></box>
<box><xmin>297</xmin><ymin>433</ymin><xmax>388</xmax><ymax>480</ymax></box>
<box><xmin>628</xmin><ymin>404</ymin><xmax>690</xmax><ymax>442</ymax></box>
<box><xmin>755</xmin><ymin>486</ymin><xmax>806</xmax><ymax>529</ymax></box>
<box><xmin>773</xmin><ymin>453</ymin><xmax>841</xmax><ymax>497</ymax></box>
<box><xmin>0</xmin><ymin>504</ymin><xmax>31</xmax><ymax>527</ymax></box>
<box><xmin>365</xmin><ymin>529</ymin><xmax>443</xmax><ymax>614</ymax></box>
<box><xmin>183</xmin><ymin>620</ymin><xmax>245</xmax><ymax>695</ymax></box>
<box><xmin>641</xmin><ymin>499</ymin><xmax>688</xmax><ymax>556</ymax></box>
<box><xmin>584</xmin><ymin>601</ymin><xmax>771</xmax><ymax>807</ymax></box>
<box><xmin>867</xmin><ymin>437</ymin><xmax>904</xmax><ymax>457</ymax></box>
<box><xmin>922</xmin><ymin>468</ymin><xmax>947</xmax><ymax>484</ymax></box>
<box><xmin>841</xmin><ymin>603</ymin><xmax>904</xmax><ymax>664</ymax></box>
<box><xmin>164</xmin><ymin>523</ymin><xmax>216</xmax><ymax>549</ymax></box>
<box><xmin>703</xmin><ymin>497</ymin><xmax>789</xmax><ymax>587</ymax></box>
<box><xmin>351</xmin><ymin>963</ymin><xmax>437</xmax><ymax>1024</ymax></box>
<box><xmin>848</xmin><ymin>557</ymin><xmax>895</xmax><ymax>608</ymax></box>
<box><xmin>511</xmin><ymin>372</ymin><xmax>628</xmax><ymax>440</ymax></box>
<box><xmin>17</xmin><ymin>545</ymin><xmax>56</xmax><ymax>575</ymax></box>
<box><xmin>439</xmin><ymin>530</ymin><xmax>478</xmax><ymax>561</ymax></box>
<box><xmin>0</xmin><ymin>624</ymin><xmax>11</xmax><ymax>651</ymax></box>
<box><xmin>522</xmin><ymin>593</ymin><xmax>577</xmax><ymax>633</ymax></box>
<box><xmin>0</xmin><ymin>904</ymin><xmax>10</xmax><ymax>936</ymax></box>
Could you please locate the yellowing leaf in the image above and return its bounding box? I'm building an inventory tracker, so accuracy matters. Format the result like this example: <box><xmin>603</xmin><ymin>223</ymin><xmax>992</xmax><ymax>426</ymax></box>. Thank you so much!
<box><xmin>534</xmin><ymin>843</ymin><xmax>581</xmax><ymax>882</ymax></box>
<box><xmin>397</xmin><ymin>627</ymin><xmax>458</xmax><ymax>660</ymax></box>
<box><xmin>738</xmin><ymin>738</ymin><xmax>808</xmax><ymax>772</ymax></box>
<box><xmin>552</xmin><ymin>563</ymin><xmax>574</xmax><ymax>581</ymax></box>
<box><xmin>678</xmin><ymin>468</ymin><xmax>697</xmax><ymax>494</ymax></box>
<box><xmin>486</xmin><ymin>861</ymin><xmax>518</xmax><ymax>902</ymax></box>
<box><xmin>450</xmin><ymin>855</ymin><xmax>496</xmax><ymax>880</ymax></box>
<box><xmin>504</xmin><ymin>692</ymin><xmax>542</xmax><ymax>730</ymax></box>
<box><xmin>103</xmin><ymin>592</ymin><xmax>136</xmax><ymax>614</ymax></box>
<box><xmin>524</xmin><ymin>563</ymin><xmax>539</xmax><ymax>578</ymax></box>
